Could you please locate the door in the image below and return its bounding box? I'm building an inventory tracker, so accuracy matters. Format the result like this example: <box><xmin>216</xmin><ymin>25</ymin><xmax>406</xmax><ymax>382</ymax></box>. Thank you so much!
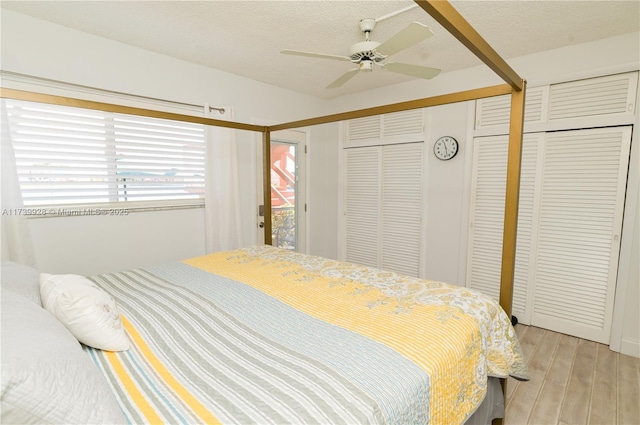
<box><xmin>259</xmin><ymin>130</ymin><xmax>306</xmax><ymax>251</ymax></box>
<box><xmin>466</xmin><ymin>132</ymin><xmax>544</xmax><ymax>323</ymax></box>
<box><xmin>467</xmin><ymin>127</ymin><xmax>632</xmax><ymax>343</ymax></box>
<box><xmin>344</xmin><ymin>142</ymin><xmax>424</xmax><ymax>277</ymax></box>
<box><xmin>531</xmin><ymin>126</ymin><xmax>631</xmax><ymax>343</ymax></box>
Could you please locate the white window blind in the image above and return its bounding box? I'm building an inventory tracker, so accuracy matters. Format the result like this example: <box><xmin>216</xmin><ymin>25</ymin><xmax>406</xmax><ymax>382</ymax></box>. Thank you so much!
<box><xmin>3</xmin><ymin>99</ymin><xmax>206</xmax><ymax>207</ymax></box>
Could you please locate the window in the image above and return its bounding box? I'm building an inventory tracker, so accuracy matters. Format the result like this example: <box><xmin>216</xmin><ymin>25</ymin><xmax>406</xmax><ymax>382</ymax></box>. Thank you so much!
<box><xmin>3</xmin><ymin>99</ymin><xmax>206</xmax><ymax>208</ymax></box>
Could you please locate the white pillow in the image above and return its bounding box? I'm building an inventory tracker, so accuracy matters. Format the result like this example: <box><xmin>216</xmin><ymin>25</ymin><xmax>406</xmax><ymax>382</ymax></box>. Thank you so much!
<box><xmin>39</xmin><ymin>273</ymin><xmax>130</xmax><ymax>351</ymax></box>
<box><xmin>1</xmin><ymin>290</ymin><xmax>127</xmax><ymax>424</ymax></box>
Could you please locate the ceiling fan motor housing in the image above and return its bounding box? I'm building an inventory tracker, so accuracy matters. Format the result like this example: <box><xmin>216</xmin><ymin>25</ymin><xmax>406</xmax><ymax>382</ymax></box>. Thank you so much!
<box><xmin>349</xmin><ymin>41</ymin><xmax>386</xmax><ymax>63</ymax></box>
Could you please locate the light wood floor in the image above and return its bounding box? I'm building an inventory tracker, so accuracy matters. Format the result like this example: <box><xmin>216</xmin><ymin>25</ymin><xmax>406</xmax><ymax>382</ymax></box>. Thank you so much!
<box><xmin>505</xmin><ymin>324</ymin><xmax>640</xmax><ymax>425</ymax></box>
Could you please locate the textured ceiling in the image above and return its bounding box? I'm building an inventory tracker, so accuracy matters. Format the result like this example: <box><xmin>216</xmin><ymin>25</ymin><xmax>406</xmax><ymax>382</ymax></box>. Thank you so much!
<box><xmin>2</xmin><ymin>1</ymin><xmax>639</xmax><ymax>99</ymax></box>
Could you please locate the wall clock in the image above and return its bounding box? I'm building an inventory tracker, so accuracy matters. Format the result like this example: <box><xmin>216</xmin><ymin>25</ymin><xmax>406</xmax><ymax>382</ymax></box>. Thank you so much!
<box><xmin>433</xmin><ymin>136</ymin><xmax>459</xmax><ymax>160</ymax></box>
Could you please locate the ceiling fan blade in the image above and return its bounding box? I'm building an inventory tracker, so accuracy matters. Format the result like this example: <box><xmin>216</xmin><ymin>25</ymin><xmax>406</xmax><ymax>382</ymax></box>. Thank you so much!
<box><xmin>326</xmin><ymin>69</ymin><xmax>360</xmax><ymax>89</ymax></box>
<box><xmin>376</xmin><ymin>22</ymin><xmax>434</xmax><ymax>56</ymax></box>
<box><xmin>281</xmin><ymin>49</ymin><xmax>351</xmax><ymax>62</ymax></box>
<box><xmin>382</xmin><ymin>62</ymin><xmax>441</xmax><ymax>79</ymax></box>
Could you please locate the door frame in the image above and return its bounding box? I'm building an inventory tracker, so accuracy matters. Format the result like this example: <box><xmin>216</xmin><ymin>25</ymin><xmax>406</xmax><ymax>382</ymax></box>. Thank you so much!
<box><xmin>256</xmin><ymin>129</ymin><xmax>307</xmax><ymax>252</ymax></box>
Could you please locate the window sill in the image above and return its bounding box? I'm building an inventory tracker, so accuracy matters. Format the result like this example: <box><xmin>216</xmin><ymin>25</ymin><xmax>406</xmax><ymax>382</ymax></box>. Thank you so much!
<box><xmin>16</xmin><ymin>201</ymin><xmax>204</xmax><ymax>219</ymax></box>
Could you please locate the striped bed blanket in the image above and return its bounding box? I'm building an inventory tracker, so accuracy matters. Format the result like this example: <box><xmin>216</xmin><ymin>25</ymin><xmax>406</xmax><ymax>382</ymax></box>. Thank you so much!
<box><xmin>84</xmin><ymin>246</ymin><xmax>528</xmax><ymax>424</ymax></box>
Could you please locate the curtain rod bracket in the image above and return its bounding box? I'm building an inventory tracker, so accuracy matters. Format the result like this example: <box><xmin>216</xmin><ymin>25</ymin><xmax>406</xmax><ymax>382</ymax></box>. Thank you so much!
<box><xmin>209</xmin><ymin>106</ymin><xmax>225</xmax><ymax>114</ymax></box>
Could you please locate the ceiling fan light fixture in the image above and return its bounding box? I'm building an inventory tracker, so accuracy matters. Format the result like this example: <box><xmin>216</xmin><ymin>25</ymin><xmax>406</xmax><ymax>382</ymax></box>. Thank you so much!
<box><xmin>359</xmin><ymin>60</ymin><xmax>374</xmax><ymax>72</ymax></box>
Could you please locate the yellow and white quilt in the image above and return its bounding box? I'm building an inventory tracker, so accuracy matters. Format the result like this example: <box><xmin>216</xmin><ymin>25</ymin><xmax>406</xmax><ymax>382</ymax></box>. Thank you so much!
<box><xmin>85</xmin><ymin>246</ymin><xmax>528</xmax><ymax>424</ymax></box>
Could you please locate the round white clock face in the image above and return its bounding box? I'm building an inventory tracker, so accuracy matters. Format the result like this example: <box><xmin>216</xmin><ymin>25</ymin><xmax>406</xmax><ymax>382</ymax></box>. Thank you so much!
<box><xmin>434</xmin><ymin>136</ymin><xmax>459</xmax><ymax>160</ymax></box>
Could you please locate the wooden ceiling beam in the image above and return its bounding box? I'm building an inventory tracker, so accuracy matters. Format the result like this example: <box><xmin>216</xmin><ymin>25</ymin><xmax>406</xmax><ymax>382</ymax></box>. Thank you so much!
<box><xmin>0</xmin><ymin>88</ymin><xmax>266</xmax><ymax>133</ymax></box>
<box><xmin>269</xmin><ymin>84</ymin><xmax>512</xmax><ymax>131</ymax></box>
<box><xmin>415</xmin><ymin>0</ymin><xmax>524</xmax><ymax>91</ymax></box>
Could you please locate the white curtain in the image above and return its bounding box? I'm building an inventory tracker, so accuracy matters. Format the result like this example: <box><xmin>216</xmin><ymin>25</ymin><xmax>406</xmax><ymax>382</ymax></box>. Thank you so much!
<box><xmin>204</xmin><ymin>105</ymin><xmax>244</xmax><ymax>253</ymax></box>
<box><xmin>1</xmin><ymin>100</ymin><xmax>36</xmax><ymax>265</ymax></box>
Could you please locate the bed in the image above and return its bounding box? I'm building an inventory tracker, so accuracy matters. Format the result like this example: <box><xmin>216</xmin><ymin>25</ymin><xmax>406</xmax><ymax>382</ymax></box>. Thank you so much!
<box><xmin>1</xmin><ymin>246</ymin><xmax>528</xmax><ymax>424</ymax></box>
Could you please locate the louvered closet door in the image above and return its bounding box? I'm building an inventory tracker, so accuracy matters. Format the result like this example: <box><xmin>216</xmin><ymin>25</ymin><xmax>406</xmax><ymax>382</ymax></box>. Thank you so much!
<box><xmin>381</xmin><ymin>143</ymin><xmax>423</xmax><ymax>276</ymax></box>
<box><xmin>466</xmin><ymin>133</ymin><xmax>542</xmax><ymax>323</ymax></box>
<box><xmin>344</xmin><ymin>143</ymin><xmax>423</xmax><ymax>276</ymax></box>
<box><xmin>345</xmin><ymin>147</ymin><xmax>381</xmax><ymax>268</ymax></box>
<box><xmin>532</xmin><ymin>126</ymin><xmax>631</xmax><ymax>343</ymax></box>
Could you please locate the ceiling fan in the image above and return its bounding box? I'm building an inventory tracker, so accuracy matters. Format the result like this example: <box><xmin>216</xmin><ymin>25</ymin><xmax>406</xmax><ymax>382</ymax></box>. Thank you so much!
<box><xmin>281</xmin><ymin>18</ymin><xmax>441</xmax><ymax>89</ymax></box>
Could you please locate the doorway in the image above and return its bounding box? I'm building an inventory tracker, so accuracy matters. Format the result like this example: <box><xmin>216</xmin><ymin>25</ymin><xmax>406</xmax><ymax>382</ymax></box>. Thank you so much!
<box><xmin>259</xmin><ymin>130</ymin><xmax>306</xmax><ymax>251</ymax></box>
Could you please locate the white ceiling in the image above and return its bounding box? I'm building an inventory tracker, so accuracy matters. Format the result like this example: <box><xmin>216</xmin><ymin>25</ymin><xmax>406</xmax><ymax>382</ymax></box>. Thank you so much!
<box><xmin>2</xmin><ymin>1</ymin><xmax>639</xmax><ymax>99</ymax></box>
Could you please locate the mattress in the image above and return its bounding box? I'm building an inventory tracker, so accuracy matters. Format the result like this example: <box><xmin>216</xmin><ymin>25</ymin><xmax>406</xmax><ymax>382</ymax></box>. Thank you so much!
<box><xmin>84</xmin><ymin>245</ymin><xmax>528</xmax><ymax>424</ymax></box>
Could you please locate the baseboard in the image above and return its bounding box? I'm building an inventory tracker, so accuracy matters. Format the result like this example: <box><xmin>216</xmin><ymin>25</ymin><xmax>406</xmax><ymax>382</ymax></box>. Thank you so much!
<box><xmin>620</xmin><ymin>338</ymin><xmax>640</xmax><ymax>358</ymax></box>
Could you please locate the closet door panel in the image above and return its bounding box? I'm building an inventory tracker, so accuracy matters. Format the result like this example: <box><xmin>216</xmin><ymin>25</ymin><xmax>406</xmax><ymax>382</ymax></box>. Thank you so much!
<box><xmin>344</xmin><ymin>147</ymin><xmax>381</xmax><ymax>268</ymax></box>
<box><xmin>475</xmin><ymin>86</ymin><xmax>547</xmax><ymax>129</ymax></box>
<box><xmin>344</xmin><ymin>142</ymin><xmax>424</xmax><ymax>276</ymax></box>
<box><xmin>547</xmin><ymin>73</ymin><xmax>637</xmax><ymax>121</ymax></box>
<box><xmin>511</xmin><ymin>134</ymin><xmax>543</xmax><ymax>322</ymax></box>
<box><xmin>381</xmin><ymin>143</ymin><xmax>423</xmax><ymax>276</ymax></box>
<box><xmin>467</xmin><ymin>136</ymin><xmax>508</xmax><ymax>301</ymax></box>
<box><xmin>532</xmin><ymin>126</ymin><xmax>631</xmax><ymax>343</ymax></box>
<box><xmin>466</xmin><ymin>134</ymin><xmax>541</xmax><ymax>322</ymax></box>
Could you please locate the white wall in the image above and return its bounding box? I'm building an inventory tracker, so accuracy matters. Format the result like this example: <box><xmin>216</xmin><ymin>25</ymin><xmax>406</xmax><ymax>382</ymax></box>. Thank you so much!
<box><xmin>1</xmin><ymin>9</ymin><xmax>329</xmax><ymax>274</ymax></box>
<box><xmin>613</xmin><ymin>120</ymin><xmax>640</xmax><ymax>358</ymax></box>
<box><xmin>29</xmin><ymin>209</ymin><xmax>206</xmax><ymax>276</ymax></box>
<box><xmin>620</xmin><ymin>184</ymin><xmax>640</xmax><ymax>356</ymax></box>
<box><xmin>307</xmin><ymin>123</ymin><xmax>340</xmax><ymax>259</ymax></box>
<box><xmin>0</xmin><ymin>9</ymin><xmax>328</xmax><ymax>124</ymax></box>
<box><xmin>422</xmin><ymin>102</ymin><xmax>470</xmax><ymax>285</ymax></box>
